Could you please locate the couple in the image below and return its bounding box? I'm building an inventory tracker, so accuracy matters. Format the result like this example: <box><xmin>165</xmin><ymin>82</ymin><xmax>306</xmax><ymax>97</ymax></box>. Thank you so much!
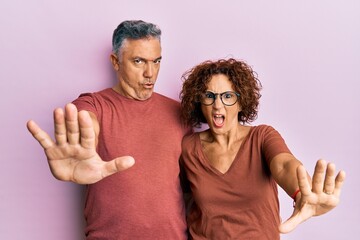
<box><xmin>27</xmin><ymin>20</ymin><xmax>345</xmax><ymax>240</ymax></box>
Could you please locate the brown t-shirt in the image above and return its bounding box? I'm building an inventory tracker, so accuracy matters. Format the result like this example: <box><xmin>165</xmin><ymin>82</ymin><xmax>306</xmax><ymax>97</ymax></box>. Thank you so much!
<box><xmin>73</xmin><ymin>88</ymin><xmax>189</xmax><ymax>240</ymax></box>
<box><xmin>181</xmin><ymin>125</ymin><xmax>291</xmax><ymax>240</ymax></box>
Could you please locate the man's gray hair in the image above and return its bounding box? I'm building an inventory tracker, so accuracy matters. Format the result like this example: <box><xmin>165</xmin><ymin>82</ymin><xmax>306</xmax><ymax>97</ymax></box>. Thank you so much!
<box><xmin>112</xmin><ymin>20</ymin><xmax>161</xmax><ymax>54</ymax></box>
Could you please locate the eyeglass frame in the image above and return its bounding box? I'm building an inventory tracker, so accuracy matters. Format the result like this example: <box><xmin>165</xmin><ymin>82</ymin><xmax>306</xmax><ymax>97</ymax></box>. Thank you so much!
<box><xmin>199</xmin><ymin>91</ymin><xmax>240</xmax><ymax>106</ymax></box>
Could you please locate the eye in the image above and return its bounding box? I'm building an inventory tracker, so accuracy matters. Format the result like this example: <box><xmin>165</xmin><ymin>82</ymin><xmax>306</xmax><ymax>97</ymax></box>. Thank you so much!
<box><xmin>134</xmin><ymin>58</ymin><xmax>144</xmax><ymax>64</ymax></box>
<box><xmin>154</xmin><ymin>58</ymin><xmax>161</xmax><ymax>64</ymax></box>
<box><xmin>223</xmin><ymin>92</ymin><xmax>235</xmax><ymax>99</ymax></box>
<box><xmin>204</xmin><ymin>92</ymin><xmax>215</xmax><ymax>99</ymax></box>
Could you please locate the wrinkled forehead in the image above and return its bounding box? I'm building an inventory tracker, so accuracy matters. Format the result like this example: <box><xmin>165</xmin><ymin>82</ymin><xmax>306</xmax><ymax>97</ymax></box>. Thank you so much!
<box><xmin>119</xmin><ymin>37</ymin><xmax>161</xmax><ymax>58</ymax></box>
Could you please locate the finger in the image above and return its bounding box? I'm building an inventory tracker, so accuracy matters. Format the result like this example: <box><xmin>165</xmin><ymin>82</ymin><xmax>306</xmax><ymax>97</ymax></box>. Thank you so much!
<box><xmin>27</xmin><ymin>120</ymin><xmax>55</xmax><ymax>149</ymax></box>
<box><xmin>54</xmin><ymin>108</ymin><xmax>67</xmax><ymax>145</ymax></box>
<box><xmin>323</xmin><ymin>163</ymin><xmax>336</xmax><ymax>194</ymax></box>
<box><xmin>278</xmin><ymin>211</ymin><xmax>303</xmax><ymax>234</ymax></box>
<box><xmin>311</xmin><ymin>159</ymin><xmax>327</xmax><ymax>193</ymax></box>
<box><xmin>333</xmin><ymin>170</ymin><xmax>346</xmax><ymax>197</ymax></box>
<box><xmin>78</xmin><ymin>110</ymin><xmax>95</xmax><ymax>149</ymax></box>
<box><xmin>65</xmin><ymin>103</ymin><xmax>80</xmax><ymax>145</ymax></box>
<box><xmin>297</xmin><ymin>165</ymin><xmax>312</xmax><ymax>197</ymax></box>
<box><xmin>102</xmin><ymin>156</ymin><xmax>135</xmax><ymax>178</ymax></box>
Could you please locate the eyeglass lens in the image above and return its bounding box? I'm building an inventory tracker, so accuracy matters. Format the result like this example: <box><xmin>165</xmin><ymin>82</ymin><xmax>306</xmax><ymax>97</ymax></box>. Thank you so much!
<box><xmin>201</xmin><ymin>91</ymin><xmax>239</xmax><ymax>106</ymax></box>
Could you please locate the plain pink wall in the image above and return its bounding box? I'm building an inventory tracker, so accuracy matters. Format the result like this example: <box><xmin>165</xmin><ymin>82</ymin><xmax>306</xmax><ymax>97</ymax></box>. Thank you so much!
<box><xmin>1</xmin><ymin>0</ymin><xmax>359</xmax><ymax>239</ymax></box>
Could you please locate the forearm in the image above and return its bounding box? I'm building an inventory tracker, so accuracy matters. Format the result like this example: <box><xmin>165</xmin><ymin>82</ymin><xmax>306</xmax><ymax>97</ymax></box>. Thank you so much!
<box><xmin>270</xmin><ymin>153</ymin><xmax>310</xmax><ymax>197</ymax></box>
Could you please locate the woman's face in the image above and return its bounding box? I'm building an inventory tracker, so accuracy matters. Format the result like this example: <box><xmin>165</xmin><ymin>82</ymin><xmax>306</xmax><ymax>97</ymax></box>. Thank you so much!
<box><xmin>201</xmin><ymin>74</ymin><xmax>241</xmax><ymax>135</ymax></box>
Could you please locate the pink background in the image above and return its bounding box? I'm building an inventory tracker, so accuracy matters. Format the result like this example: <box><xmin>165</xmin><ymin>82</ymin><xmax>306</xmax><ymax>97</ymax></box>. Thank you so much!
<box><xmin>1</xmin><ymin>1</ymin><xmax>359</xmax><ymax>239</ymax></box>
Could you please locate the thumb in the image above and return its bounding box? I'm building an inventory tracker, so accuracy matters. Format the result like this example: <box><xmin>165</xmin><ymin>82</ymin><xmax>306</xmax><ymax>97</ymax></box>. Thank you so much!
<box><xmin>279</xmin><ymin>211</ymin><xmax>302</xmax><ymax>234</ymax></box>
<box><xmin>114</xmin><ymin>156</ymin><xmax>135</xmax><ymax>171</ymax></box>
<box><xmin>103</xmin><ymin>156</ymin><xmax>135</xmax><ymax>178</ymax></box>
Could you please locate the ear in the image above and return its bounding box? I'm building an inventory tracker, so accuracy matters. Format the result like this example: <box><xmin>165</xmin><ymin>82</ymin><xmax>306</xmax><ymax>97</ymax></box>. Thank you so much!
<box><xmin>110</xmin><ymin>53</ymin><xmax>120</xmax><ymax>71</ymax></box>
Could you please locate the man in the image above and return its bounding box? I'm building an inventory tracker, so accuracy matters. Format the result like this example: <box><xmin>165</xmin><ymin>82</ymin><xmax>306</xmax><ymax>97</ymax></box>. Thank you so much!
<box><xmin>27</xmin><ymin>20</ymin><xmax>189</xmax><ymax>239</ymax></box>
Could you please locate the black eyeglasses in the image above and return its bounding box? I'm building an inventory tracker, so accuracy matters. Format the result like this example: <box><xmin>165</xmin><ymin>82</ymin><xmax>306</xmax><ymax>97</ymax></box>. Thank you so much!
<box><xmin>200</xmin><ymin>91</ymin><xmax>240</xmax><ymax>106</ymax></box>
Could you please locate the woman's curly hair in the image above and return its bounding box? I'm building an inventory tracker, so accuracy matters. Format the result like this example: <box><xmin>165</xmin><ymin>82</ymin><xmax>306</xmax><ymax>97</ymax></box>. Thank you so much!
<box><xmin>180</xmin><ymin>58</ymin><xmax>262</xmax><ymax>127</ymax></box>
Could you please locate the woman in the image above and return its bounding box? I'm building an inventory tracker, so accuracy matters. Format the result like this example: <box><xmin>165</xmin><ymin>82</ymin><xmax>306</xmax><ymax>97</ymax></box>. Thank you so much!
<box><xmin>179</xmin><ymin>58</ymin><xmax>345</xmax><ymax>239</ymax></box>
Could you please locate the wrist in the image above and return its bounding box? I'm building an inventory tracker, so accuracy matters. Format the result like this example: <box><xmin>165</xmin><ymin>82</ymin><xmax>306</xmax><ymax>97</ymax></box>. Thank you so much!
<box><xmin>291</xmin><ymin>189</ymin><xmax>301</xmax><ymax>207</ymax></box>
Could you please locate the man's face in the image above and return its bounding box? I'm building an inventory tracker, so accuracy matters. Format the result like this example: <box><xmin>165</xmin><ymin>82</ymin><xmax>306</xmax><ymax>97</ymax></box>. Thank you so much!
<box><xmin>111</xmin><ymin>37</ymin><xmax>162</xmax><ymax>100</ymax></box>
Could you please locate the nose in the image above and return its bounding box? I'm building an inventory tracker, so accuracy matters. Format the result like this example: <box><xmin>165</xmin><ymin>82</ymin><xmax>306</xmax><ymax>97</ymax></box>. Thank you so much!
<box><xmin>144</xmin><ymin>62</ymin><xmax>154</xmax><ymax>79</ymax></box>
<box><xmin>213</xmin><ymin>95</ymin><xmax>223</xmax><ymax>109</ymax></box>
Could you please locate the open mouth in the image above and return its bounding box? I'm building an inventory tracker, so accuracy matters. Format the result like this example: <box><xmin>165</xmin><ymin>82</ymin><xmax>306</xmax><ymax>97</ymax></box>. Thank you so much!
<box><xmin>213</xmin><ymin>114</ymin><xmax>225</xmax><ymax>127</ymax></box>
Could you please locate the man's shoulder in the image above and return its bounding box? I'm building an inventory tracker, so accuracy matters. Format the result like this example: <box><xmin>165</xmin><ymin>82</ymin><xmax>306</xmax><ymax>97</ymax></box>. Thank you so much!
<box><xmin>92</xmin><ymin>88</ymin><xmax>113</xmax><ymax>96</ymax></box>
<box><xmin>152</xmin><ymin>92</ymin><xmax>180</xmax><ymax>106</ymax></box>
<box><xmin>77</xmin><ymin>88</ymin><xmax>112</xmax><ymax>98</ymax></box>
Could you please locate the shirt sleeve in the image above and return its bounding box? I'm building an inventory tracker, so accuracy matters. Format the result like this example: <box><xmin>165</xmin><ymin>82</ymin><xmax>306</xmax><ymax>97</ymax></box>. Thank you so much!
<box><xmin>72</xmin><ymin>93</ymin><xmax>100</xmax><ymax>119</ymax></box>
<box><xmin>261</xmin><ymin>125</ymin><xmax>292</xmax><ymax>165</ymax></box>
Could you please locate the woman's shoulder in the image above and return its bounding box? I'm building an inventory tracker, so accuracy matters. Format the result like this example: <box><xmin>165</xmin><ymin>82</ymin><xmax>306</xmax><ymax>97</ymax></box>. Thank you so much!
<box><xmin>250</xmin><ymin>124</ymin><xmax>277</xmax><ymax>132</ymax></box>
<box><xmin>182</xmin><ymin>131</ymin><xmax>199</xmax><ymax>144</ymax></box>
<box><xmin>247</xmin><ymin>124</ymin><xmax>282</xmax><ymax>140</ymax></box>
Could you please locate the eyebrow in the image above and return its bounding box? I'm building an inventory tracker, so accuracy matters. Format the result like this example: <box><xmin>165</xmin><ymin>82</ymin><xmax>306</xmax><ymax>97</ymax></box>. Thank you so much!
<box><xmin>205</xmin><ymin>90</ymin><xmax>233</xmax><ymax>93</ymax></box>
<box><xmin>134</xmin><ymin>56</ymin><xmax>162</xmax><ymax>62</ymax></box>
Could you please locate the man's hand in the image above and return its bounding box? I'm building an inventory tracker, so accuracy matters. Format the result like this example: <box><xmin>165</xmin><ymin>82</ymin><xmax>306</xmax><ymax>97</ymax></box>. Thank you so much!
<box><xmin>27</xmin><ymin>103</ymin><xmax>135</xmax><ymax>184</ymax></box>
<box><xmin>279</xmin><ymin>159</ymin><xmax>346</xmax><ymax>233</ymax></box>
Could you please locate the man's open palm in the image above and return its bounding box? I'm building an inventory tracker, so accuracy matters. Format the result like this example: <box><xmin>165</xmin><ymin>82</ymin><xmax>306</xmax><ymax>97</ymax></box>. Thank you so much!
<box><xmin>27</xmin><ymin>103</ymin><xmax>135</xmax><ymax>184</ymax></box>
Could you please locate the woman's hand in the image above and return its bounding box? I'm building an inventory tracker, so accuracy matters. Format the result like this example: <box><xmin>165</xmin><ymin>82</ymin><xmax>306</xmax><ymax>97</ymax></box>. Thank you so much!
<box><xmin>279</xmin><ymin>159</ymin><xmax>346</xmax><ymax>233</ymax></box>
